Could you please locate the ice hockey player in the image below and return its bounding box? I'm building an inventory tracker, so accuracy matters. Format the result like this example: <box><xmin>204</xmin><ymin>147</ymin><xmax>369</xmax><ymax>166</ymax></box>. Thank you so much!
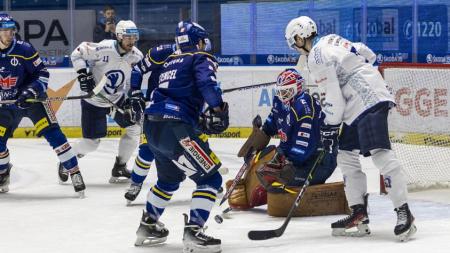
<box><xmin>124</xmin><ymin>43</ymin><xmax>218</xmax><ymax>204</ymax></box>
<box><xmin>123</xmin><ymin>43</ymin><xmax>175</xmax><ymax>204</ymax></box>
<box><xmin>0</xmin><ymin>13</ymin><xmax>85</xmax><ymax>196</ymax></box>
<box><xmin>61</xmin><ymin>20</ymin><xmax>144</xmax><ymax>184</ymax></box>
<box><xmin>285</xmin><ymin>16</ymin><xmax>416</xmax><ymax>241</ymax></box>
<box><xmin>229</xmin><ymin>68</ymin><xmax>337</xmax><ymax>210</ymax></box>
<box><xmin>133</xmin><ymin>21</ymin><xmax>228</xmax><ymax>253</ymax></box>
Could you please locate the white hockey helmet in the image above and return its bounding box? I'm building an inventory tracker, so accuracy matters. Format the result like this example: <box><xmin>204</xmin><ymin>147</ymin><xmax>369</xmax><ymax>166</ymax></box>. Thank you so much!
<box><xmin>285</xmin><ymin>16</ymin><xmax>317</xmax><ymax>50</ymax></box>
<box><xmin>116</xmin><ymin>20</ymin><xmax>139</xmax><ymax>41</ymax></box>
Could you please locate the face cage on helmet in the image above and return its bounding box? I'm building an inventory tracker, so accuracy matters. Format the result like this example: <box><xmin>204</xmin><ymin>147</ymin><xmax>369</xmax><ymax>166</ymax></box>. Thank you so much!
<box><xmin>275</xmin><ymin>83</ymin><xmax>297</xmax><ymax>103</ymax></box>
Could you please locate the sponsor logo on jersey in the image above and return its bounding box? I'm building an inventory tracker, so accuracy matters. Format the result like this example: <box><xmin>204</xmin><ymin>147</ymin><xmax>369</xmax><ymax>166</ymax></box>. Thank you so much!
<box><xmin>34</xmin><ymin>118</ymin><xmax>50</xmax><ymax>135</ymax></box>
<box><xmin>301</xmin><ymin>123</ymin><xmax>312</xmax><ymax>129</ymax></box>
<box><xmin>165</xmin><ymin>104</ymin><xmax>180</xmax><ymax>112</ymax></box>
<box><xmin>33</xmin><ymin>58</ymin><xmax>42</xmax><ymax>67</ymax></box>
<box><xmin>278</xmin><ymin>129</ymin><xmax>287</xmax><ymax>142</ymax></box>
<box><xmin>298</xmin><ymin>131</ymin><xmax>310</xmax><ymax>138</ymax></box>
<box><xmin>0</xmin><ymin>75</ymin><xmax>18</xmax><ymax>89</ymax></box>
<box><xmin>180</xmin><ymin>137</ymin><xmax>216</xmax><ymax>172</ymax></box>
<box><xmin>291</xmin><ymin>147</ymin><xmax>305</xmax><ymax>155</ymax></box>
<box><xmin>296</xmin><ymin>140</ymin><xmax>309</xmax><ymax>147</ymax></box>
<box><xmin>0</xmin><ymin>126</ymin><xmax>6</xmax><ymax>137</ymax></box>
<box><xmin>314</xmin><ymin>77</ymin><xmax>327</xmax><ymax>84</ymax></box>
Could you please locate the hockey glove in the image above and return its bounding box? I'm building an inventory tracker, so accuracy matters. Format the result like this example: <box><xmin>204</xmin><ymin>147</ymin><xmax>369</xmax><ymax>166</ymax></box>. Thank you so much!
<box><xmin>15</xmin><ymin>87</ymin><xmax>38</xmax><ymax>109</ymax></box>
<box><xmin>200</xmin><ymin>102</ymin><xmax>229</xmax><ymax>135</ymax></box>
<box><xmin>257</xmin><ymin>148</ymin><xmax>296</xmax><ymax>190</ymax></box>
<box><xmin>320</xmin><ymin>124</ymin><xmax>340</xmax><ymax>153</ymax></box>
<box><xmin>127</xmin><ymin>89</ymin><xmax>145</xmax><ymax>123</ymax></box>
<box><xmin>77</xmin><ymin>68</ymin><xmax>96</xmax><ymax>92</ymax></box>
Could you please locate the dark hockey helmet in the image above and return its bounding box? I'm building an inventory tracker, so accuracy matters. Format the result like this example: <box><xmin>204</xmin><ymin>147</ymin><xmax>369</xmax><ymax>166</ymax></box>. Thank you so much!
<box><xmin>175</xmin><ymin>21</ymin><xmax>211</xmax><ymax>52</ymax></box>
<box><xmin>275</xmin><ymin>68</ymin><xmax>304</xmax><ymax>103</ymax></box>
<box><xmin>0</xmin><ymin>13</ymin><xmax>16</xmax><ymax>30</ymax></box>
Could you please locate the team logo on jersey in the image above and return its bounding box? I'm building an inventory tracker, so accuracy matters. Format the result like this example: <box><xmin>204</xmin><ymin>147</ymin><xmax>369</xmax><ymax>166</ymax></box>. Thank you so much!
<box><xmin>296</xmin><ymin>140</ymin><xmax>309</xmax><ymax>147</ymax></box>
<box><xmin>10</xmin><ymin>57</ymin><xmax>19</xmax><ymax>66</ymax></box>
<box><xmin>104</xmin><ymin>70</ymin><xmax>125</xmax><ymax>94</ymax></box>
<box><xmin>0</xmin><ymin>75</ymin><xmax>18</xmax><ymax>89</ymax></box>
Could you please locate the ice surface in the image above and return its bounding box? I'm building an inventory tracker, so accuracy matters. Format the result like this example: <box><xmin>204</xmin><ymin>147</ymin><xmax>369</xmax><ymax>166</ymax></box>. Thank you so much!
<box><xmin>1</xmin><ymin>138</ymin><xmax>449</xmax><ymax>253</ymax></box>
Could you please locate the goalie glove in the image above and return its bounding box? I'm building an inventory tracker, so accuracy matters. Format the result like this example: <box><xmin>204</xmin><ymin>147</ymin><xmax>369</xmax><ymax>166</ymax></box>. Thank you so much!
<box><xmin>320</xmin><ymin>124</ymin><xmax>340</xmax><ymax>153</ymax></box>
<box><xmin>256</xmin><ymin>148</ymin><xmax>295</xmax><ymax>191</ymax></box>
<box><xmin>200</xmin><ymin>102</ymin><xmax>229</xmax><ymax>135</ymax></box>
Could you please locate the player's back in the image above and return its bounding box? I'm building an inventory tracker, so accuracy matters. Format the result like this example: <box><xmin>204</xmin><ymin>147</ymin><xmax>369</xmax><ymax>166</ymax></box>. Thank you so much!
<box><xmin>308</xmin><ymin>34</ymin><xmax>393</xmax><ymax>124</ymax></box>
<box><xmin>146</xmin><ymin>51</ymin><xmax>220</xmax><ymax>126</ymax></box>
<box><xmin>142</xmin><ymin>44</ymin><xmax>175</xmax><ymax>100</ymax></box>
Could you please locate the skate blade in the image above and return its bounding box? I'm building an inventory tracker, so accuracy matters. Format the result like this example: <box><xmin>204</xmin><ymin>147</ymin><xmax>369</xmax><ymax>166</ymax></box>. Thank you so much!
<box><xmin>0</xmin><ymin>186</ymin><xmax>9</xmax><ymax>193</ymax></box>
<box><xmin>77</xmin><ymin>191</ymin><xmax>86</xmax><ymax>199</ymax></box>
<box><xmin>109</xmin><ymin>177</ymin><xmax>130</xmax><ymax>184</ymax></box>
<box><xmin>183</xmin><ymin>242</ymin><xmax>221</xmax><ymax>253</ymax></box>
<box><xmin>398</xmin><ymin>224</ymin><xmax>417</xmax><ymax>242</ymax></box>
<box><xmin>332</xmin><ymin>224</ymin><xmax>371</xmax><ymax>237</ymax></box>
<box><xmin>134</xmin><ymin>236</ymin><xmax>167</xmax><ymax>246</ymax></box>
<box><xmin>126</xmin><ymin>200</ymin><xmax>133</xmax><ymax>206</ymax></box>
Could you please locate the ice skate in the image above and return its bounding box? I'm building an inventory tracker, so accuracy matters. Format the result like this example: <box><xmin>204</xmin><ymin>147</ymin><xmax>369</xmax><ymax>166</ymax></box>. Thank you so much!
<box><xmin>182</xmin><ymin>213</ymin><xmax>221</xmax><ymax>253</ymax></box>
<box><xmin>135</xmin><ymin>211</ymin><xmax>169</xmax><ymax>246</ymax></box>
<box><xmin>0</xmin><ymin>164</ymin><xmax>12</xmax><ymax>193</ymax></box>
<box><xmin>70</xmin><ymin>169</ymin><xmax>86</xmax><ymax>198</ymax></box>
<box><xmin>394</xmin><ymin>203</ymin><xmax>417</xmax><ymax>242</ymax></box>
<box><xmin>109</xmin><ymin>156</ymin><xmax>131</xmax><ymax>183</ymax></box>
<box><xmin>57</xmin><ymin>162</ymin><xmax>69</xmax><ymax>184</ymax></box>
<box><xmin>331</xmin><ymin>194</ymin><xmax>371</xmax><ymax>237</ymax></box>
<box><xmin>125</xmin><ymin>182</ymin><xmax>142</xmax><ymax>205</ymax></box>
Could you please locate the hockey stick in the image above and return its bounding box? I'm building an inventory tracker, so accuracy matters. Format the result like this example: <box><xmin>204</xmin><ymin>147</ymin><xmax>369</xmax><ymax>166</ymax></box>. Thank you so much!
<box><xmin>247</xmin><ymin>150</ymin><xmax>326</xmax><ymax>240</ymax></box>
<box><xmin>222</xmin><ymin>81</ymin><xmax>276</xmax><ymax>94</ymax></box>
<box><xmin>218</xmin><ymin>115</ymin><xmax>263</xmax><ymax>206</ymax></box>
<box><xmin>0</xmin><ymin>75</ymin><xmax>107</xmax><ymax>105</ymax></box>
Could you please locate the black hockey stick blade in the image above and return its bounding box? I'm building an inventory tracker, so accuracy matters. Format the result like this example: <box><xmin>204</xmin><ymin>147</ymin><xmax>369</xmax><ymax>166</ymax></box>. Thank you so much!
<box><xmin>248</xmin><ymin>228</ymin><xmax>283</xmax><ymax>240</ymax></box>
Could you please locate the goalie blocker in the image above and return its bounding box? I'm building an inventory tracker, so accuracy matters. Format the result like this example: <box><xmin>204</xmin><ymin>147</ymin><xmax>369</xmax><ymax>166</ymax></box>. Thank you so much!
<box><xmin>227</xmin><ymin>145</ymin><xmax>349</xmax><ymax>217</ymax></box>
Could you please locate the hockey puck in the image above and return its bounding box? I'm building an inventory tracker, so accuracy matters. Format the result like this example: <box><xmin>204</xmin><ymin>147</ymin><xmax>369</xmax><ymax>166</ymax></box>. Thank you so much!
<box><xmin>218</xmin><ymin>167</ymin><xmax>229</xmax><ymax>175</ymax></box>
<box><xmin>214</xmin><ymin>215</ymin><xmax>223</xmax><ymax>224</ymax></box>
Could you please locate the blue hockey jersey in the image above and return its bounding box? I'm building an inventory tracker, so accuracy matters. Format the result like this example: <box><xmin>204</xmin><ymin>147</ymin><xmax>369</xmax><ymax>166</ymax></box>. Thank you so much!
<box><xmin>145</xmin><ymin>49</ymin><xmax>223</xmax><ymax>126</ymax></box>
<box><xmin>0</xmin><ymin>39</ymin><xmax>49</xmax><ymax>106</ymax></box>
<box><xmin>262</xmin><ymin>92</ymin><xmax>324</xmax><ymax>165</ymax></box>
<box><xmin>130</xmin><ymin>44</ymin><xmax>175</xmax><ymax>100</ymax></box>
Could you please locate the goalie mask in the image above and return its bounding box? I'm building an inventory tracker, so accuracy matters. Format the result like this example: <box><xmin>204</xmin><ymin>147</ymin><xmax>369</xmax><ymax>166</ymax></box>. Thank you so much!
<box><xmin>275</xmin><ymin>68</ymin><xmax>304</xmax><ymax>103</ymax></box>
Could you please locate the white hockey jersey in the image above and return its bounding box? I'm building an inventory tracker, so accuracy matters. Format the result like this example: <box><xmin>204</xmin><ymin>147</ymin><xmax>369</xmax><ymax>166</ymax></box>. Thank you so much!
<box><xmin>307</xmin><ymin>34</ymin><xmax>394</xmax><ymax>125</ymax></box>
<box><xmin>71</xmin><ymin>40</ymin><xmax>143</xmax><ymax>107</ymax></box>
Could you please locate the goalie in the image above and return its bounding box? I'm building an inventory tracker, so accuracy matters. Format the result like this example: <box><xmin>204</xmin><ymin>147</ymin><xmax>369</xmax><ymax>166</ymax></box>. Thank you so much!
<box><xmin>228</xmin><ymin>69</ymin><xmax>339</xmax><ymax>213</ymax></box>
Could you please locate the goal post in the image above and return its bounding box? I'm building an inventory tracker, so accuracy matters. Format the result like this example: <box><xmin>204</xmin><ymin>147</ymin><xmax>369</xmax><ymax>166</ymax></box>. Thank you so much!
<box><xmin>379</xmin><ymin>63</ymin><xmax>450</xmax><ymax>192</ymax></box>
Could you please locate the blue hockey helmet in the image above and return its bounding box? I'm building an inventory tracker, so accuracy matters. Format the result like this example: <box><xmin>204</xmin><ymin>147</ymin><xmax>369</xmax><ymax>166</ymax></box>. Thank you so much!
<box><xmin>0</xmin><ymin>13</ymin><xmax>16</xmax><ymax>30</ymax></box>
<box><xmin>175</xmin><ymin>21</ymin><xmax>210</xmax><ymax>52</ymax></box>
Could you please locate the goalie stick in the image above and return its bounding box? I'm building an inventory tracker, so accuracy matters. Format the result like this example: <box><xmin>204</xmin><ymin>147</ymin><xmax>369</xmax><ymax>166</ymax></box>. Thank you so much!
<box><xmin>218</xmin><ymin>114</ymin><xmax>262</xmax><ymax>206</ymax></box>
<box><xmin>0</xmin><ymin>75</ymin><xmax>107</xmax><ymax>105</ymax></box>
<box><xmin>247</xmin><ymin>150</ymin><xmax>325</xmax><ymax>240</ymax></box>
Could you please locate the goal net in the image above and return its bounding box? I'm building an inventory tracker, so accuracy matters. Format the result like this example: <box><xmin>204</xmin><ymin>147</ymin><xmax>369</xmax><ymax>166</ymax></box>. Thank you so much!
<box><xmin>380</xmin><ymin>63</ymin><xmax>450</xmax><ymax>191</ymax></box>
